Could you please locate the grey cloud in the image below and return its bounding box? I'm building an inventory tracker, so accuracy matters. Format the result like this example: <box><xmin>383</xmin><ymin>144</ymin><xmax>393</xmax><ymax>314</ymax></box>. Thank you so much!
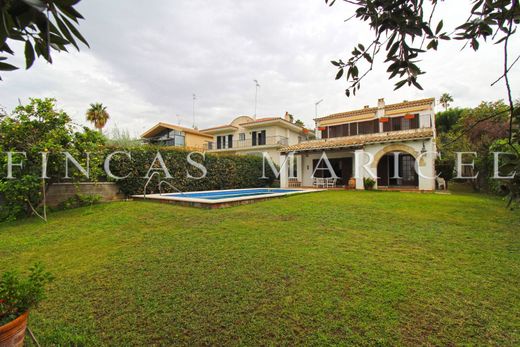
<box><xmin>0</xmin><ymin>0</ymin><xmax>518</xmax><ymax>135</ymax></box>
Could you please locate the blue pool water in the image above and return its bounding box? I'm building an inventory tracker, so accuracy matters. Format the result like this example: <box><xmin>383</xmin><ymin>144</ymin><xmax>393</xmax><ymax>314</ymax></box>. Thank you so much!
<box><xmin>165</xmin><ymin>188</ymin><xmax>300</xmax><ymax>200</ymax></box>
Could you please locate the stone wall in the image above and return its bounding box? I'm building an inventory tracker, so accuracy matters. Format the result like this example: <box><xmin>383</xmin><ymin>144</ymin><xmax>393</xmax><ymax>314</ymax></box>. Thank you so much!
<box><xmin>46</xmin><ymin>182</ymin><xmax>124</xmax><ymax>207</ymax></box>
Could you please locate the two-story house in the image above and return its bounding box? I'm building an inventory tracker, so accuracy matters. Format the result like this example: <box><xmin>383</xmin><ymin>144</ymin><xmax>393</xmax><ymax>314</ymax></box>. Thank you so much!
<box><xmin>279</xmin><ymin>98</ymin><xmax>437</xmax><ymax>191</ymax></box>
<box><xmin>201</xmin><ymin>113</ymin><xmax>314</xmax><ymax>166</ymax></box>
<box><xmin>141</xmin><ymin>122</ymin><xmax>213</xmax><ymax>150</ymax></box>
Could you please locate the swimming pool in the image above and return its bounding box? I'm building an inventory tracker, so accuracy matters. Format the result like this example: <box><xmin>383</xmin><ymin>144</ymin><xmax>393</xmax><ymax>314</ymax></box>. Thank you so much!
<box><xmin>165</xmin><ymin>188</ymin><xmax>301</xmax><ymax>200</ymax></box>
<box><xmin>132</xmin><ymin>188</ymin><xmax>318</xmax><ymax>208</ymax></box>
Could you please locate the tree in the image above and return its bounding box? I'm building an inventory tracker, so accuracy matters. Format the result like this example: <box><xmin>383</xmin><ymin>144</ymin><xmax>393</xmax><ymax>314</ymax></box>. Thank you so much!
<box><xmin>437</xmin><ymin>101</ymin><xmax>510</xmax><ymax>192</ymax></box>
<box><xmin>294</xmin><ymin>119</ymin><xmax>305</xmax><ymax>127</ymax></box>
<box><xmin>440</xmin><ymin>93</ymin><xmax>454</xmax><ymax>111</ymax></box>
<box><xmin>86</xmin><ymin>103</ymin><xmax>110</xmax><ymax>133</ymax></box>
<box><xmin>0</xmin><ymin>98</ymin><xmax>105</xmax><ymax>221</ymax></box>
<box><xmin>0</xmin><ymin>0</ymin><xmax>88</xmax><ymax>79</ymax></box>
<box><xmin>328</xmin><ymin>1</ymin><xmax>518</xmax><ymax>98</ymax></box>
<box><xmin>436</xmin><ymin>108</ymin><xmax>464</xmax><ymax>134</ymax></box>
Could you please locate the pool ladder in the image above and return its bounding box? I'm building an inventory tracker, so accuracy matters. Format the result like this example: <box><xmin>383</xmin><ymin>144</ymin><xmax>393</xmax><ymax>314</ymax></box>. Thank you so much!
<box><xmin>143</xmin><ymin>172</ymin><xmax>183</xmax><ymax>199</ymax></box>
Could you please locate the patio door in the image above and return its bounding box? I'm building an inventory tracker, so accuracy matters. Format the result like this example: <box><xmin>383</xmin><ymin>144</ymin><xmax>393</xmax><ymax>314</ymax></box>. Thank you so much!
<box><xmin>377</xmin><ymin>153</ymin><xmax>418</xmax><ymax>187</ymax></box>
<box><xmin>312</xmin><ymin>157</ymin><xmax>352</xmax><ymax>185</ymax></box>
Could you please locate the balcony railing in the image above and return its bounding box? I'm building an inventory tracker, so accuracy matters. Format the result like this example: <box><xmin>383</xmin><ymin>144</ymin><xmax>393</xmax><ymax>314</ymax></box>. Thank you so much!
<box><xmin>204</xmin><ymin>135</ymin><xmax>289</xmax><ymax>151</ymax></box>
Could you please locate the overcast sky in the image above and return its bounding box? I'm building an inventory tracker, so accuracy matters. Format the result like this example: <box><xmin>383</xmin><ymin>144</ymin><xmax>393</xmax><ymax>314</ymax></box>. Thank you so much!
<box><xmin>0</xmin><ymin>0</ymin><xmax>518</xmax><ymax>136</ymax></box>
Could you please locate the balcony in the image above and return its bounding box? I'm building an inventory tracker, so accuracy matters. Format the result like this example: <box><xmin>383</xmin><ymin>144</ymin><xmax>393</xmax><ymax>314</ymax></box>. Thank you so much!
<box><xmin>204</xmin><ymin>135</ymin><xmax>289</xmax><ymax>151</ymax></box>
<box><xmin>320</xmin><ymin>113</ymin><xmax>433</xmax><ymax>140</ymax></box>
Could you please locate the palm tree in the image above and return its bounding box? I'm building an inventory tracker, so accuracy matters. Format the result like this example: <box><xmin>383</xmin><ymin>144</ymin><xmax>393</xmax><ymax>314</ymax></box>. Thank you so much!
<box><xmin>439</xmin><ymin>93</ymin><xmax>454</xmax><ymax>111</ymax></box>
<box><xmin>86</xmin><ymin>103</ymin><xmax>110</xmax><ymax>133</ymax></box>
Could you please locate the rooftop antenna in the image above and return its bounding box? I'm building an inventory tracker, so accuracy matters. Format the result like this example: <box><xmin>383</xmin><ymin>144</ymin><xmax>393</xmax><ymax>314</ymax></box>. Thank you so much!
<box><xmin>192</xmin><ymin>93</ymin><xmax>197</xmax><ymax>128</ymax></box>
<box><xmin>176</xmin><ymin>114</ymin><xmax>182</xmax><ymax>125</ymax></box>
<box><xmin>315</xmin><ymin>99</ymin><xmax>324</xmax><ymax>118</ymax></box>
<box><xmin>254</xmin><ymin>79</ymin><xmax>260</xmax><ymax>119</ymax></box>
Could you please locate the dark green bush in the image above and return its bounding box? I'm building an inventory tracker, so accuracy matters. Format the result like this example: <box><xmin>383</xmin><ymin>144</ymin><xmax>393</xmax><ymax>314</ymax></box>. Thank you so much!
<box><xmin>107</xmin><ymin>146</ymin><xmax>277</xmax><ymax>196</ymax></box>
<box><xmin>364</xmin><ymin>177</ymin><xmax>376</xmax><ymax>189</ymax></box>
<box><xmin>56</xmin><ymin>193</ymin><xmax>102</xmax><ymax>210</ymax></box>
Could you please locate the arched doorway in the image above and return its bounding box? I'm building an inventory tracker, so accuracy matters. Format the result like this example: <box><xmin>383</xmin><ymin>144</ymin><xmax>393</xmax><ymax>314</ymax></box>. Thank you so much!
<box><xmin>377</xmin><ymin>152</ymin><xmax>419</xmax><ymax>187</ymax></box>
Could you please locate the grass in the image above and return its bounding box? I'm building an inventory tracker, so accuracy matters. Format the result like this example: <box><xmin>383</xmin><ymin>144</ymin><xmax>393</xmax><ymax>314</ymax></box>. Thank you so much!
<box><xmin>0</xmin><ymin>191</ymin><xmax>519</xmax><ymax>346</ymax></box>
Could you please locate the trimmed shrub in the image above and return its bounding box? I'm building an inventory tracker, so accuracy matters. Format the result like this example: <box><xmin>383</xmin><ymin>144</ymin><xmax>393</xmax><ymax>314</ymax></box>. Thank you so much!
<box><xmin>107</xmin><ymin>146</ymin><xmax>277</xmax><ymax>196</ymax></box>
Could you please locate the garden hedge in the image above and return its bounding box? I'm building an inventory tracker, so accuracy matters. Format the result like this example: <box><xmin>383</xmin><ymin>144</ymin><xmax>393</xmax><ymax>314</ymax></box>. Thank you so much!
<box><xmin>107</xmin><ymin>146</ymin><xmax>277</xmax><ymax>196</ymax></box>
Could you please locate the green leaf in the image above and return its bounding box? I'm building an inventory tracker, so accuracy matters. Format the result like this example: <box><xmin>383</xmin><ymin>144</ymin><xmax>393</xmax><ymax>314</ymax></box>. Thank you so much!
<box><xmin>393</xmin><ymin>79</ymin><xmax>407</xmax><ymax>90</ymax></box>
<box><xmin>59</xmin><ymin>14</ymin><xmax>89</xmax><ymax>48</ymax></box>
<box><xmin>411</xmin><ymin>78</ymin><xmax>423</xmax><ymax>90</ymax></box>
<box><xmin>351</xmin><ymin>66</ymin><xmax>359</xmax><ymax>78</ymax></box>
<box><xmin>331</xmin><ymin>60</ymin><xmax>340</xmax><ymax>67</ymax></box>
<box><xmin>471</xmin><ymin>38</ymin><xmax>479</xmax><ymax>50</ymax></box>
<box><xmin>55</xmin><ymin>3</ymin><xmax>84</xmax><ymax>22</ymax></box>
<box><xmin>55</xmin><ymin>16</ymin><xmax>79</xmax><ymax>50</ymax></box>
<box><xmin>335</xmin><ymin>69</ymin><xmax>344</xmax><ymax>80</ymax></box>
<box><xmin>435</xmin><ymin>20</ymin><xmax>444</xmax><ymax>35</ymax></box>
<box><xmin>388</xmin><ymin>41</ymin><xmax>399</xmax><ymax>57</ymax></box>
<box><xmin>24</xmin><ymin>41</ymin><xmax>35</xmax><ymax>69</ymax></box>
<box><xmin>0</xmin><ymin>62</ymin><xmax>18</xmax><ymax>71</ymax></box>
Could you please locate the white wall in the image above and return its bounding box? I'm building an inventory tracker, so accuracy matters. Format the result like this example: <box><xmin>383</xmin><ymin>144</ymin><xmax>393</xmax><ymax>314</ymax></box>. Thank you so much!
<box><xmin>281</xmin><ymin>139</ymin><xmax>436</xmax><ymax>191</ymax></box>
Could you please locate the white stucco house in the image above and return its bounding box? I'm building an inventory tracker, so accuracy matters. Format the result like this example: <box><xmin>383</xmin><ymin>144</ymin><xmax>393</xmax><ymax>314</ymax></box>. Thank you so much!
<box><xmin>279</xmin><ymin>97</ymin><xmax>437</xmax><ymax>191</ymax></box>
<box><xmin>201</xmin><ymin>113</ymin><xmax>314</xmax><ymax>166</ymax></box>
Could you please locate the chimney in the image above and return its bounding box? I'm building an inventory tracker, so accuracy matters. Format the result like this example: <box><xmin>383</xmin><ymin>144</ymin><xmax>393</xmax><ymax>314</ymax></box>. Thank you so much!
<box><xmin>363</xmin><ymin>105</ymin><xmax>370</xmax><ymax>109</ymax></box>
<box><xmin>377</xmin><ymin>98</ymin><xmax>385</xmax><ymax>109</ymax></box>
<box><xmin>284</xmin><ymin>112</ymin><xmax>294</xmax><ymax>123</ymax></box>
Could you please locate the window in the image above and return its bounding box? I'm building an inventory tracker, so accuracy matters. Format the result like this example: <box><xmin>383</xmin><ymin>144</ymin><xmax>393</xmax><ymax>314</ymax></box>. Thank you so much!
<box><xmin>217</xmin><ymin>135</ymin><xmax>229</xmax><ymax>149</ymax></box>
<box><xmin>384</xmin><ymin>115</ymin><xmax>419</xmax><ymax>132</ymax></box>
<box><xmin>239</xmin><ymin>133</ymin><xmax>245</xmax><ymax>141</ymax></box>
<box><xmin>174</xmin><ymin>130</ymin><xmax>185</xmax><ymax>146</ymax></box>
<box><xmin>329</xmin><ymin>124</ymin><xmax>348</xmax><ymax>138</ymax></box>
<box><xmin>289</xmin><ymin>156</ymin><xmax>298</xmax><ymax>178</ymax></box>
<box><xmin>358</xmin><ymin>120</ymin><xmax>378</xmax><ymax>135</ymax></box>
<box><xmin>251</xmin><ymin>130</ymin><xmax>266</xmax><ymax>146</ymax></box>
<box><xmin>401</xmin><ymin>155</ymin><xmax>415</xmax><ymax>181</ymax></box>
<box><xmin>349</xmin><ymin>123</ymin><xmax>358</xmax><ymax>136</ymax></box>
<box><xmin>153</xmin><ymin>129</ymin><xmax>185</xmax><ymax>146</ymax></box>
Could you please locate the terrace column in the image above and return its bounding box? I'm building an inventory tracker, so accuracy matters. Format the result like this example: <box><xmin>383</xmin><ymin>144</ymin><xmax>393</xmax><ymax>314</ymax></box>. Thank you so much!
<box><xmin>296</xmin><ymin>154</ymin><xmax>303</xmax><ymax>182</ymax></box>
<box><xmin>280</xmin><ymin>154</ymin><xmax>289</xmax><ymax>188</ymax></box>
<box><xmin>354</xmin><ymin>149</ymin><xmax>365</xmax><ymax>190</ymax></box>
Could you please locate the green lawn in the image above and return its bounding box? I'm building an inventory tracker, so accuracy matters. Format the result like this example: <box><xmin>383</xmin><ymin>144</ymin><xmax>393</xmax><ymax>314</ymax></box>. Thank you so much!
<box><xmin>0</xmin><ymin>191</ymin><xmax>519</xmax><ymax>346</ymax></box>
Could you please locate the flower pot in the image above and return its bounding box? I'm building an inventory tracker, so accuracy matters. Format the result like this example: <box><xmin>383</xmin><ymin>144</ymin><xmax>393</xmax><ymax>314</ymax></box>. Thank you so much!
<box><xmin>0</xmin><ymin>312</ymin><xmax>28</xmax><ymax>347</ymax></box>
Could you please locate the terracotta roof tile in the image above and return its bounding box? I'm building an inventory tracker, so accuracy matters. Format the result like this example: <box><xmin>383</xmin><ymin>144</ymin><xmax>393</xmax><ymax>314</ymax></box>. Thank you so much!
<box><xmin>280</xmin><ymin>128</ymin><xmax>434</xmax><ymax>152</ymax></box>
<box><xmin>241</xmin><ymin>117</ymin><xmax>279</xmax><ymax>124</ymax></box>
<box><xmin>385</xmin><ymin>98</ymin><xmax>435</xmax><ymax>111</ymax></box>
<box><xmin>142</xmin><ymin>122</ymin><xmax>213</xmax><ymax>138</ymax></box>
<box><xmin>200</xmin><ymin>124</ymin><xmax>238</xmax><ymax>132</ymax></box>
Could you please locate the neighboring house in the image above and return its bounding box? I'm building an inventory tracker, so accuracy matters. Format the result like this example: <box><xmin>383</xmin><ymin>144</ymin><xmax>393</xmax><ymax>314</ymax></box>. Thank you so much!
<box><xmin>141</xmin><ymin>122</ymin><xmax>213</xmax><ymax>150</ymax></box>
<box><xmin>279</xmin><ymin>98</ymin><xmax>437</xmax><ymax>191</ymax></box>
<box><xmin>201</xmin><ymin>113</ymin><xmax>314</xmax><ymax>165</ymax></box>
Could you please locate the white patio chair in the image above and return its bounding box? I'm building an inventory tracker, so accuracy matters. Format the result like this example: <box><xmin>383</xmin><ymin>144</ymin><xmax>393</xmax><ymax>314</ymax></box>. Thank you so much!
<box><xmin>314</xmin><ymin>177</ymin><xmax>325</xmax><ymax>188</ymax></box>
<box><xmin>436</xmin><ymin>177</ymin><xmax>446</xmax><ymax>190</ymax></box>
<box><xmin>326</xmin><ymin>178</ymin><xmax>337</xmax><ymax>188</ymax></box>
